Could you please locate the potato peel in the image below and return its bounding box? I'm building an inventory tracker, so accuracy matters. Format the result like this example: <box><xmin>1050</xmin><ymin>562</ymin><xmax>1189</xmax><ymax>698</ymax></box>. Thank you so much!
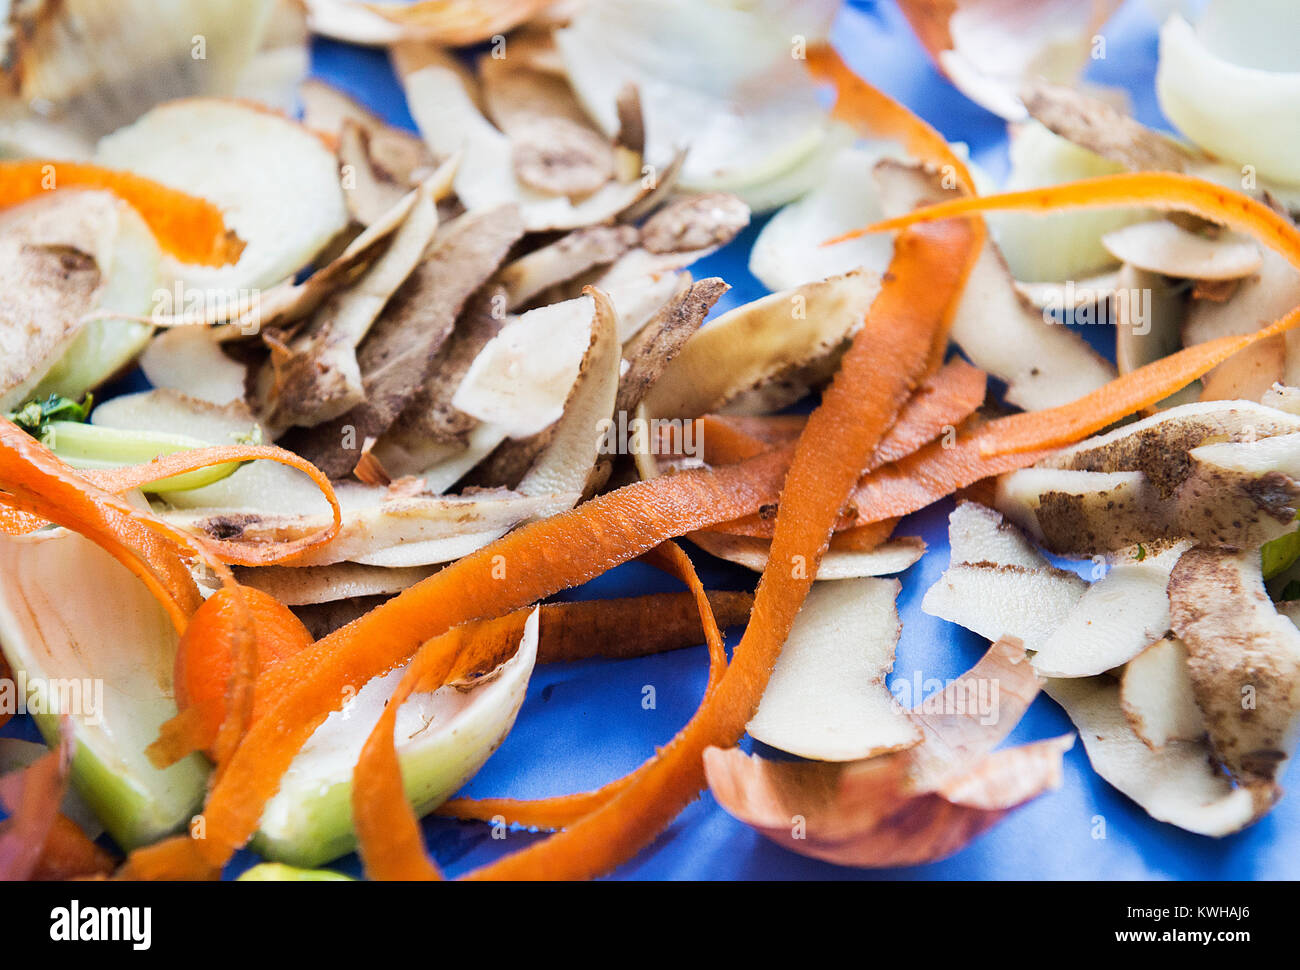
<box><xmin>475</xmin><ymin>288</ymin><xmax>621</xmax><ymax>499</ymax></box>
<box><xmin>1120</xmin><ymin>637</ymin><xmax>1204</xmax><ymax>750</ymax></box>
<box><xmin>1169</xmin><ymin>547</ymin><xmax>1300</xmax><ymax>788</ymax></box>
<box><xmin>922</xmin><ymin>503</ymin><xmax>1086</xmax><ymax>654</ymax></box>
<box><xmin>1047</xmin><ymin>675</ymin><xmax>1269</xmax><ymax>836</ymax></box>
<box><xmin>708</xmin><ymin>637</ymin><xmax>1069</xmax><ymax>868</ymax></box>
<box><xmin>746</xmin><ymin>578</ymin><xmax>922</xmax><ymax>761</ymax></box>
<box><xmin>285</xmin><ymin>202</ymin><xmax>524</xmax><ymax>478</ymax></box>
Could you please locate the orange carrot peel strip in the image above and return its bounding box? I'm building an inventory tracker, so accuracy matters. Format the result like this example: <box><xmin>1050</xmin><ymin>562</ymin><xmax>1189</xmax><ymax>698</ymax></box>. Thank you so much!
<box><xmin>449</xmin><ymin>222</ymin><xmax>977</xmax><ymax>880</ymax></box>
<box><xmin>977</xmin><ymin>306</ymin><xmax>1300</xmax><ymax>456</ymax></box>
<box><xmin>436</xmin><ymin>543</ymin><xmax>731</xmax><ymax>832</ymax></box>
<box><xmin>151</xmin><ymin>448</ymin><xmax>794</xmax><ymax>866</ymax></box>
<box><xmin>0</xmin><ymin>421</ymin><xmax>203</xmax><ymax>629</ymax></box>
<box><xmin>530</xmin><ymin>588</ymin><xmax>751</xmax><ymax>666</ymax></box>
<box><xmin>807</xmin><ymin>45</ymin><xmax>978</xmax><ymax>196</ymax></box>
<box><xmin>0</xmin><ymin>160</ymin><xmax>245</xmax><ymax>266</ymax></box>
<box><xmin>352</xmin><ymin>540</ymin><xmax>724</xmax><ymax>877</ymax></box>
<box><xmin>706</xmin><ymin>357</ymin><xmax>987</xmax><ymax>537</ymax></box>
<box><xmin>1</xmin><ymin>443</ymin><xmax>343</xmax><ymax>566</ymax></box>
<box><xmin>836</xmin><ymin>311</ymin><xmax>1300</xmax><ymax>527</ymax></box>
<box><xmin>827</xmin><ymin>170</ymin><xmax>1300</xmax><ymax>462</ymax></box>
<box><xmin>831</xmin><ymin>172</ymin><xmax>1300</xmax><ymax>275</ymax></box>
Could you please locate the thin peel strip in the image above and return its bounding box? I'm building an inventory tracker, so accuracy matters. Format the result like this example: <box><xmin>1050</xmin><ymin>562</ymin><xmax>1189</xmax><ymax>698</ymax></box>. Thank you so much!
<box><xmin>436</xmin><ymin>546</ymin><xmax>736</xmax><ymax>831</ymax></box>
<box><xmin>354</xmin><ymin>540</ymin><xmax>722</xmax><ymax>878</ymax></box>
<box><xmin>455</xmin><ymin>221</ymin><xmax>977</xmax><ymax>881</ymax></box>
<box><xmin>2</xmin><ymin>444</ymin><xmax>343</xmax><ymax>566</ymax></box>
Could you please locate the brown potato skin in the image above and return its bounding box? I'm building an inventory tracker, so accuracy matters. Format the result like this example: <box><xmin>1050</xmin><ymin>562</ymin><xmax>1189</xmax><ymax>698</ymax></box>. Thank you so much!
<box><xmin>1169</xmin><ymin>548</ymin><xmax>1300</xmax><ymax>792</ymax></box>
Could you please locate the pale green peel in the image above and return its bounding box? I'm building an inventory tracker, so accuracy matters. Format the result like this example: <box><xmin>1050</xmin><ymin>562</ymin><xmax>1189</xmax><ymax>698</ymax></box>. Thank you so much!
<box><xmin>41</xmin><ymin>421</ymin><xmax>248</xmax><ymax>492</ymax></box>
<box><xmin>30</xmin><ymin>194</ymin><xmax>163</xmax><ymax>402</ymax></box>
<box><xmin>1262</xmin><ymin>525</ymin><xmax>1300</xmax><ymax>580</ymax></box>
<box><xmin>254</xmin><ymin>611</ymin><xmax>540</xmax><ymax>868</ymax></box>
<box><xmin>0</xmin><ymin>528</ymin><xmax>209</xmax><ymax>849</ymax></box>
<box><xmin>237</xmin><ymin>863</ymin><xmax>354</xmax><ymax>882</ymax></box>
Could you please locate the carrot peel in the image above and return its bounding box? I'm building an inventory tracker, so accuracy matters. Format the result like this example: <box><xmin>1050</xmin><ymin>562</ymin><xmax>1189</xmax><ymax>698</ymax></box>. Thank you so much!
<box><xmin>0</xmin><ymin>160</ymin><xmax>245</xmax><ymax>266</ymax></box>
<box><xmin>832</xmin><ymin>172</ymin><xmax>1300</xmax><ymax>274</ymax></box>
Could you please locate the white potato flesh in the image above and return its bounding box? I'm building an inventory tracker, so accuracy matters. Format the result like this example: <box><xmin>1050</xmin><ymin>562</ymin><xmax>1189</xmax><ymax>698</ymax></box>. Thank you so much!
<box><xmin>96</xmin><ymin>98</ymin><xmax>348</xmax><ymax>297</ymax></box>
<box><xmin>452</xmin><ymin>295</ymin><xmax>597</xmax><ymax>439</ymax></box>
<box><xmin>747</xmin><ymin>578</ymin><xmax>922</xmax><ymax>761</ymax></box>
<box><xmin>1031</xmin><ymin>542</ymin><xmax>1190</xmax><ymax>679</ymax></box>
<box><xmin>1120</xmin><ymin>637</ymin><xmax>1204</xmax><ymax>749</ymax></box>
<box><xmin>947</xmin><ymin>501</ymin><xmax>1050</xmax><ymax>569</ymax></box>
<box><xmin>1102</xmin><ymin>219</ymin><xmax>1262</xmax><ymax>281</ymax></box>
<box><xmin>140</xmin><ymin>327</ymin><xmax>248</xmax><ymax>406</ymax></box>
<box><xmin>922</xmin><ymin>563</ymin><xmax>1087</xmax><ymax>654</ymax></box>
<box><xmin>1047</xmin><ymin>676</ymin><xmax>1262</xmax><ymax>836</ymax></box>
<box><xmin>691</xmin><ymin>532</ymin><xmax>926</xmax><ymax>581</ymax></box>
<box><xmin>923</xmin><ymin>502</ymin><xmax>1088</xmax><ymax>653</ymax></box>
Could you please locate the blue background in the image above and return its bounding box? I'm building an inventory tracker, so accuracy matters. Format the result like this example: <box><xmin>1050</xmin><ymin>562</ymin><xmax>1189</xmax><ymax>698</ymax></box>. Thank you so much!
<box><xmin>8</xmin><ymin>0</ymin><xmax>1295</xmax><ymax>880</ymax></box>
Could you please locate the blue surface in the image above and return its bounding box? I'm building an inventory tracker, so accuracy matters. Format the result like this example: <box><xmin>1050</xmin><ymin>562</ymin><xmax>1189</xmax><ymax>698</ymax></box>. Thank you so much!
<box><xmin>6</xmin><ymin>0</ymin><xmax>1296</xmax><ymax>880</ymax></box>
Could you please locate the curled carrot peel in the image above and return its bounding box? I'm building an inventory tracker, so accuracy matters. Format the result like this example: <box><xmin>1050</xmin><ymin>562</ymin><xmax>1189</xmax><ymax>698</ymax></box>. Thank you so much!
<box><xmin>436</xmin><ymin>542</ymin><xmax>729</xmax><ymax>833</ymax></box>
<box><xmin>168</xmin><ymin>586</ymin><xmax>316</xmax><ymax>761</ymax></box>
<box><xmin>0</xmin><ymin>160</ymin><xmax>245</xmax><ymax>267</ymax></box>
<box><xmin>1</xmin><ymin>444</ymin><xmax>344</xmax><ymax>566</ymax></box>
<box><xmin>81</xmin><ymin>444</ymin><xmax>343</xmax><ymax>565</ymax></box>
<box><xmin>702</xmin><ymin>414</ymin><xmax>807</xmax><ymax>449</ymax></box>
<box><xmin>695</xmin><ymin>416</ymin><xmax>774</xmax><ymax>466</ymax></box>
<box><xmin>452</xmin><ymin>223</ymin><xmax>977</xmax><ymax>880</ymax></box>
<box><xmin>531</xmin><ymin>589</ymin><xmax>752</xmax><ymax>666</ymax></box>
<box><xmin>832</xmin><ymin>171</ymin><xmax>1300</xmax><ymax>274</ymax></box>
<box><xmin>830</xmin><ymin>519</ymin><xmax>900</xmax><ymax>552</ymax></box>
<box><xmin>353</xmin><ymin>541</ymin><xmax>725</xmax><ymax>877</ymax></box>
<box><xmin>156</xmin><ymin>448</ymin><xmax>794</xmax><ymax>866</ymax></box>
<box><xmin>847</xmin><ymin>421</ymin><xmax>1053</xmax><ymax>526</ymax></box>
<box><xmin>0</xmin><ymin>421</ymin><xmax>202</xmax><ymax>629</ymax></box>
